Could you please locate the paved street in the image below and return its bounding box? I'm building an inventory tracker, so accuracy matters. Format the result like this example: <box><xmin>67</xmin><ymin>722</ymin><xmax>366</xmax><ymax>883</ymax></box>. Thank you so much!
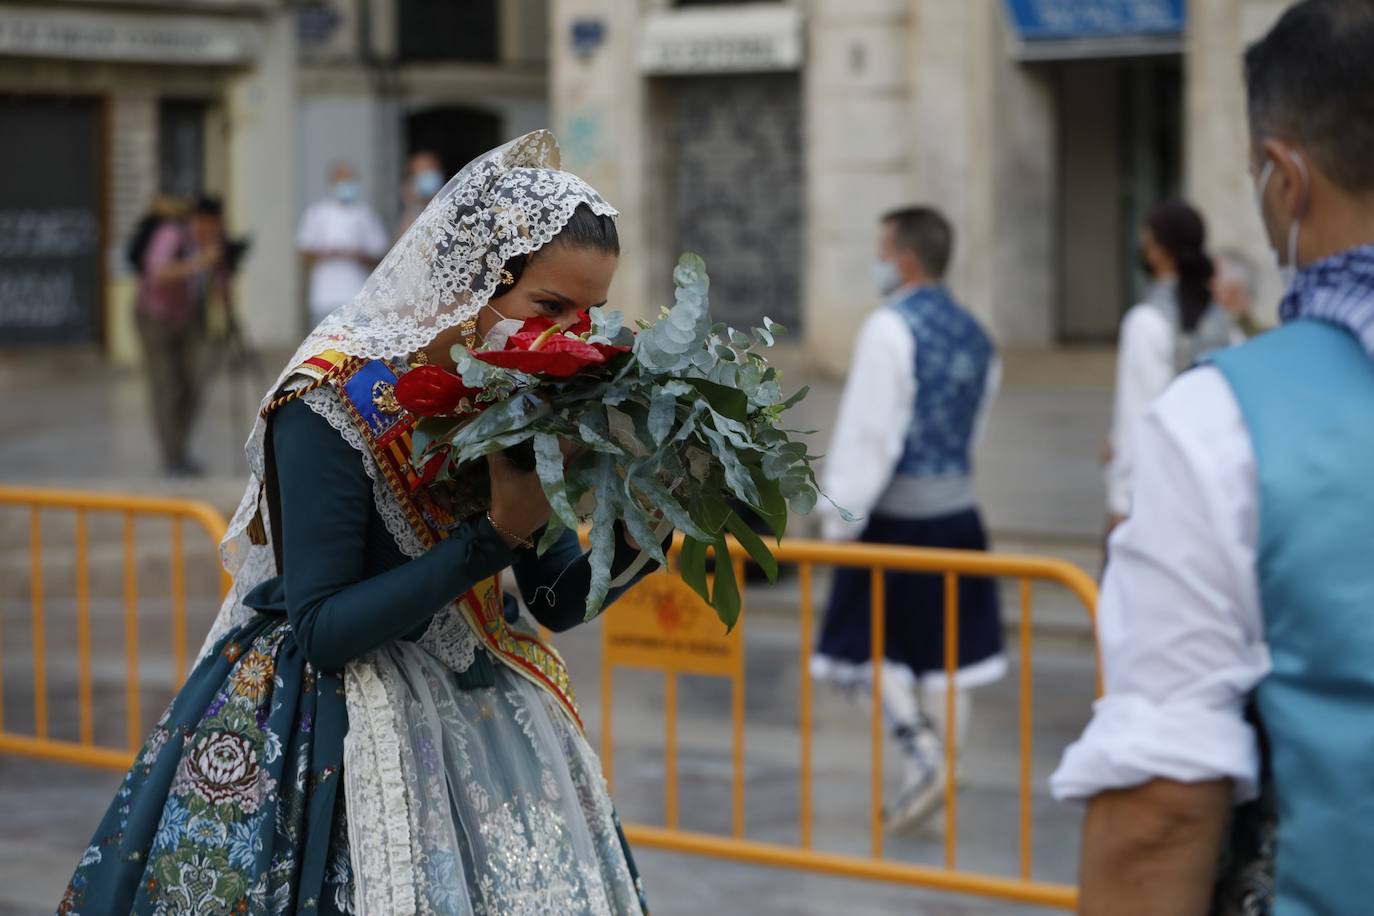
<box><xmin>0</xmin><ymin>344</ymin><xmax>1111</xmax><ymax>914</ymax></box>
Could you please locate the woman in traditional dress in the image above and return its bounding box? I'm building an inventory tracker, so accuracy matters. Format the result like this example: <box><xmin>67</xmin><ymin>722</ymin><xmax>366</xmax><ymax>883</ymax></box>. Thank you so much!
<box><xmin>61</xmin><ymin>132</ymin><xmax>656</xmax><ymax>915</ymax></box>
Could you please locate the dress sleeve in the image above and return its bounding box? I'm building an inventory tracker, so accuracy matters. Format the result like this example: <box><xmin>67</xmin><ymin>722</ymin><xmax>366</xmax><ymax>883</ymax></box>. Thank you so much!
<box><xmin>1052</xmin><ymin>367</ymin><xmax>1268</xmax><ymax>803</ymax></box>
<box><xmin>510</xmin><ymin>525</ymin><xmax>661</xmax><ymax>633</ymax></box>
<box><xmin>271</xmin><ymin>398</ymin><xmax>515</xmax><ymax>671</ymax></box>
<box><xmin>818</xmin><ymin>308</ymin><xmax>915</xmax><ymax>541</ymax></box>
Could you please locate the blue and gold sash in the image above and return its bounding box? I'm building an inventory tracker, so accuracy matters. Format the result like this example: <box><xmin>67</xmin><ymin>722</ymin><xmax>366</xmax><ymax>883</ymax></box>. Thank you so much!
<box><xmin>289</xmin><ymin>352</ymin><xmax>583</xmax><ymax>730</ymax></box>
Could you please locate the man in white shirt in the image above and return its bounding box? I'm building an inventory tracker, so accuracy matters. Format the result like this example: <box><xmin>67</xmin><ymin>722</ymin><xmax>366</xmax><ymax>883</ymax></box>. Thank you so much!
<box><xmin>297</xmin><ymin>161</ymin><xmax>389</xmax><ymax>328</ymax></box>
<box><xmin>813</xmin><ymin>207</ymin><xmax>1002</xmax><ymax>833</ymax></box>
<box><xmin>1052</xmin><ymin>2</ymin><xmax>1374</xmax><ymax>912</ymax></box>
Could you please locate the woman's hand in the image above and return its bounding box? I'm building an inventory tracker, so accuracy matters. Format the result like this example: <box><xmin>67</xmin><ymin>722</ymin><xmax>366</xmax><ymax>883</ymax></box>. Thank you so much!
<box><xmin>486</xmin><ymin>451</ymin><xmax>552</xmax><ymax>548</ymax></box>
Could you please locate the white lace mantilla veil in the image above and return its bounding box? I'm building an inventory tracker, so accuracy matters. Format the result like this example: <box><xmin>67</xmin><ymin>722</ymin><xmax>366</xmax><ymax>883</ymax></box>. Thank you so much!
<box><xmin>199</xmin><ymin>129</ymin><xmax>617</xmax><ymax>661</ymax></box>
<box><xmin>193</xmin><ymin>131</ymin><xmax>635</xmax><ymax>914</ymax></box>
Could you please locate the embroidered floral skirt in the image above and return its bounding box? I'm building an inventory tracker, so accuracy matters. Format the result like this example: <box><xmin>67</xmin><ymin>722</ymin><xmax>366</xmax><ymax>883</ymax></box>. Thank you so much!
<box><xmin>61</xmin><ymin>613</ymin><xmax>648</xmax><ymax>915</ymax></box>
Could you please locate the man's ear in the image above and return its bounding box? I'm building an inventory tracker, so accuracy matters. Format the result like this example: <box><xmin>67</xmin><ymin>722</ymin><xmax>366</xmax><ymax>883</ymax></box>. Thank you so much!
<box><xmin>895</xmin><ymin>249</ymin><xmax>924</xmax><ymax>283</ymax></box>
<box><xmin>1263</xmin><ymin>138</ymin><xmax>1310</xmax><ymax>220</ymax></box>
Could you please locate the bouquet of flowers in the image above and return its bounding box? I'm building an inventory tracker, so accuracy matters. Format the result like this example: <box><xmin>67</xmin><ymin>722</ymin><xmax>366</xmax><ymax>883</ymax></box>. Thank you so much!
<box><xmin>396</xmin><ymin>253</ymin><xmax>829</xmax><ymax>629</ymax></box>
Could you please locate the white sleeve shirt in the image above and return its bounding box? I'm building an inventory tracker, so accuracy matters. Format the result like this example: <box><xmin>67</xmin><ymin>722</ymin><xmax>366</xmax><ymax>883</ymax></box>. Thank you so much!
<box><xmin>1106</xmin><ymin>303</ymin><xmax>1177</xmax><ymax>516</ymax></box>
<box><xmin>818</xmin><ymin>303</ymin><xmax>1001</xmax><ymax>541</ymax></box>
<box><xmin>819</xmin><ymin>308</ymin><xmax>914</xmax><ymax>541</ymax></box>
<box><xmin>1052</xmin><ymin>366</ymin><xmax>1270</xmax><ymax>804</ymax></box>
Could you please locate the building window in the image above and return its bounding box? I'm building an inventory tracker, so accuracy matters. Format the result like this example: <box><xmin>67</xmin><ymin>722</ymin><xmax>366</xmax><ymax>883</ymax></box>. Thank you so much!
<box><xmin>397</xmin><ymin>0</ymin><xmax>499</xmax><ymax>63</ymax></box>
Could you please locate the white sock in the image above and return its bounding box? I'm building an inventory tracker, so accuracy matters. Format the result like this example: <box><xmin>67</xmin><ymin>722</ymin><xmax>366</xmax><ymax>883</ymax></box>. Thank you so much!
<box><xmin>920</xmin><ymin>683</ymin><xmax>972</xmax><ymax>758</ymax></box>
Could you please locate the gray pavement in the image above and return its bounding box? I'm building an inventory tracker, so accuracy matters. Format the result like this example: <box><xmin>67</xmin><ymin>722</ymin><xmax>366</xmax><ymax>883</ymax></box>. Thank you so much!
<box><xmin>0</xmin><ymin>343</ymin><xmax>1113</xmax><ymax>914</ymax></box>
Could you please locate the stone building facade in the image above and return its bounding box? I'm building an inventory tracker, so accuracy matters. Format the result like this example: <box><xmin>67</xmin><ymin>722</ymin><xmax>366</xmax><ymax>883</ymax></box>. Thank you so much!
<box><xmin>0</xmin><ymin>0</ymin><xmax>550</xmax><ymax>358</ymax></box>
<box><xmin>0</xmin><ymin>0</ymin><xmax>297</xmax><ymax>360</ymax></box>
<box><xmin>294</xmin><ymin>0</ymin><xmax>549</xmax><ymax>236</ymax></box>
<box><xmin>550</xmin><ymin>0</ymin><xmax>1296</xmax><ymax>374</ymax></box>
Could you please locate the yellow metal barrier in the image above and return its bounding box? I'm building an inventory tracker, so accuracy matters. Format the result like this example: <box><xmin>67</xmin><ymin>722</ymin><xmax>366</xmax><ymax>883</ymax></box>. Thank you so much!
<box><xmin>0</xmin><ymin>486</ymin><xmax>230</xmax><ymax>771</ymax></box>
<box><xmin>600</xmin><ymin>536</ymin><xmax>1099</xmax><ymax>911</ymax></box>
<box><xmin>0</xmin><ymin>486</ymin><xmax>1098</xmax><ymax>909</ymax></box>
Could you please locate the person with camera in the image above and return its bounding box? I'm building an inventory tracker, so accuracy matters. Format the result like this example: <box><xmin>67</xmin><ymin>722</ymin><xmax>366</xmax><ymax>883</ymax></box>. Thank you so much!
<box><xmin>134</xmin><ymin>195</ymin><xmax>226</xmax><ymax>477</ymax></box>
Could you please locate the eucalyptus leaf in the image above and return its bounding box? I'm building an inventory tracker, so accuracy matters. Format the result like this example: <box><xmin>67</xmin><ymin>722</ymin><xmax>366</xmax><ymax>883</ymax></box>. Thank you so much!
<box><xmin>618</xmin><ymin>493</ymin><xmax>669</xmax><ymax>569</ymax></box>
<box><xmin>533</xmin><ymin>433</ymin><xmax>579</xmax><ymax>530</ymax></box>
<box><xmin>628</xmin><ymin>469</ymin><xmax>712</xmax><ymax>542</ymax></box>
<box><xmin>537</xmin><ymin>513</ymin><xmax>567</xmax><ymax>556</ymax></box>
<box><xmin>648</xmin><ymin>385</ymin><xmax>678</xmax><ymax>446</ymax></box>
<box><xmin>584</xmin><ymin>456</ymin><xmax>619</xmax><ymax>620</ymax></box>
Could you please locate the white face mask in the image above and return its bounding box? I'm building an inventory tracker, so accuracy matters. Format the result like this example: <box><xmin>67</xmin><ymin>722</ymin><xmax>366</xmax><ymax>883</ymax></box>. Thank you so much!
<box><xmin>871</xmin><ymin>259</ymin><xmax>903</xmax><ymax>297</ymax></box>
<box><xmin>1254</xmin><ymin>151</ymin><xmax>1308</xmax><ymax>290</ymax></box>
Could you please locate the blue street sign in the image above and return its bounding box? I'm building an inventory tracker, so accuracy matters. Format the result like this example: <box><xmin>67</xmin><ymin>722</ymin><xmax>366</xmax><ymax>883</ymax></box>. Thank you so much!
<box><xmin>571</xmin><ymin>18</ymin><xmax>607</xmax><ymax>57</ymax></box>
<box><xmin>1003</xmin><ymin>0</ymin><xmax>1186</xmax><ymax>41</ymax></box>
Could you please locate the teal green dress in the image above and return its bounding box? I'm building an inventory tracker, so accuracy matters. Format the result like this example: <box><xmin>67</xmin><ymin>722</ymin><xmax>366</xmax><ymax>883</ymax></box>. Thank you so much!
<box><xmin>60</xmin><ymin>399</ymin><xmax>652</xmax><ymax>915</ymax></box>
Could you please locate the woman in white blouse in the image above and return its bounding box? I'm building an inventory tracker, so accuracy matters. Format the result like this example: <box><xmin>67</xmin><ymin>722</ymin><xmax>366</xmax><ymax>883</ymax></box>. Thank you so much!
<box><xmin>1104</xmin><ymin>200</ymin><xmax>1240</xmax><ymax>531</ymax></box>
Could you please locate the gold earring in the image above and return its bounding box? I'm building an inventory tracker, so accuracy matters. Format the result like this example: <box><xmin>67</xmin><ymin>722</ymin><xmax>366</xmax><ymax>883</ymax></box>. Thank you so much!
<box><xmin>459</xmin><ymin>318</ymin><xmax>478</xmax><ymax>348</ymax></box>
<box><xmin>499</xmin><ymin>268</ymin><xmax>515</xmax><ymax>286</ymax></box>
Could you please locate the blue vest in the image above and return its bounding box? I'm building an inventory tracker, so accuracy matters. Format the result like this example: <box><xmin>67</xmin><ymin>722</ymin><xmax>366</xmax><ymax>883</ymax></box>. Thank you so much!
<box><xmin>1213</xmin><ymin>321</ymin><xmax>1374</xmax><ymax>915</ymax></box>
<box><xmin>889</xmin><ymin>286</ymin><xmax>995</xmax><ymax>477</ymax></box>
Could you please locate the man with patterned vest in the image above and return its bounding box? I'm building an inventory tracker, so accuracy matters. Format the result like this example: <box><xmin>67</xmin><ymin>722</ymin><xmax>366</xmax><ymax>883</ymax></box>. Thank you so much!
<box><xmin>813</xmin><ymin>206</ymin><xmax>1003</xmax><ymax>833</ymax></box>
<box><xmin>1052</xmin><ymin>2</ymin><xmax>1374</xmax><ymax>912</ymax></box>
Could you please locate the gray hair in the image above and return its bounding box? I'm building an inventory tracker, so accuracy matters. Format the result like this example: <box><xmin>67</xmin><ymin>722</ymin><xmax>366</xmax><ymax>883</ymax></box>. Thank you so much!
<box><xmin>1213</xmin><ymin>248</ymin><xmax>1258</xmax><ymax>297</ymax></box>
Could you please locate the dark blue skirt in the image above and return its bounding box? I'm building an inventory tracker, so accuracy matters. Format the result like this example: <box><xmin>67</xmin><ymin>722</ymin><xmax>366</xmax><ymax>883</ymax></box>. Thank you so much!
<box><xmin>817</xmin><ymin>509</ymin><xmax>1003</xmax><ymax>680</ymax></box>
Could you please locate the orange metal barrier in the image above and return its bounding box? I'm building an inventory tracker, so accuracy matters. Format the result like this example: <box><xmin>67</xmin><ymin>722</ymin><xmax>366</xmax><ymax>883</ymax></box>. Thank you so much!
<box><xmin>0</xmin><ymin>486</ymin><xmax>230</xmax><ymax>771</ymax></box>
<box><xmin>0</xmin><ymin>486</ymin><xmax>1098</xmax><ymax>908</ymax></box>
<box><xmin>600</xmin><ymin>536</ymin><xmax>1099</xmax><ymax>910</ymax></box>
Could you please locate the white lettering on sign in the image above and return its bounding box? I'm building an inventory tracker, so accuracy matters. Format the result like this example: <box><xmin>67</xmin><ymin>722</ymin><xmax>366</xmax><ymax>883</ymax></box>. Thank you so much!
<box><xmin>0</xmin><ymin>272</ymin><xmax>82</xmax><ymax>329</ymax></box>
<box><xmin>1027</xmin><ymin>0</ymin><xmax>1178</xmax><ymax>33</ymax></box>
<box><xmin>0</xmin><ymin>210</ymin><xmax>100</xmax><ymax>259</ymax></box>
<box><xmin>640</xmin><ymin>6</ymin><xmax>803</xmax><ymax>75</ymax></box>
<box><xmin>0</xmin><ymin>7</ymin><xmax>260</xmax><ymax>64</ymax></box>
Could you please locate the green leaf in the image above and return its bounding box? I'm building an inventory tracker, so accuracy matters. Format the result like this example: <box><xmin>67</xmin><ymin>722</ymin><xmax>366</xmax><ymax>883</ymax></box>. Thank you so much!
<box><xmin>725</xmin><ymin>510</ymin><xmax>778</xmax><ymax>584</ymax></box>
<box><xmin>778</xmin><ymin>385</ymin><xmax>810</xmax><ymax>413</ymax></box>
<box><xmin>619</xmin><ymin>494</ymin><xmax>669</xmax><ymax>568</ymax></box>
<box><xmin>635</xmin><ymin>253</ymin><xmax>713</xmax><ymax>373</ymax></box>
<box><xmin>648</xmin><ymin>385</ymin><xmax>678</xmax><ymax>446</ymax></box>
<box><xmin>584</xmin><ymin>456</ymin><xmax>619</xmax><ymax>620</ymax></box>
<box><xmin>685</xmin><ymin>378</ymin><xmax>749</xmax><ymax>422</ymax></box>
<box><xmin>629</xmin><ymin>469</ymin><xmax>712</xmax><ymax>542</ymax></box>
<box><xmin>701</xmin><ymin>425</ymin><xmax>762</xmax><ymax>507</ymax></box>
<box><xmin>576</xmin><ymin>406</ymin><xmax>625</xmax><ymax>455</ymax></box>
<box><xmin>679</xmin><ymin>536</ymin><xmax>711</xmax><ymax>606</ymax></box>
<box><xmin>537</xmin><ymin>513</ymin><xmax>568</xmax><ymax>556</ymax></box>
<box><xmin>710</xmin><ymin>533</ymin><xmax>742</xmax><ymax>631</ymax></box>
<box><xmin>533</xmin><ymin>433</ymin><xmax>579</xmax><ymax>530</ymax></box>
<box><xmin>751</xmin><ymin>470</ymin><xmax>789</xmax><ymax>540</ymax></box>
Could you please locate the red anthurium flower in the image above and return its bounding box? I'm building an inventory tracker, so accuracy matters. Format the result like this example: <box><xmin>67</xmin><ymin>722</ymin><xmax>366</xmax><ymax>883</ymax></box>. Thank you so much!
<box><xmin>474</xmin><ymin>312</ymin><xmax>629</xmax><ymax>378</ymax></box>
<box><xmin>394</xmin><ymin>365</ymin><xmax>481</xmax><ymax>417</ymax></box>
<box><xmin>474</xmin><ymin>332</ymin><xmax>611</xmax><ymax>377</ymax></box>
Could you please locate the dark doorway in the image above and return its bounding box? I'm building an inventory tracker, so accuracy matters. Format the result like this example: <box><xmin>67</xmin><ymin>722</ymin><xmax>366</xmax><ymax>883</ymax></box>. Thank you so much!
<box><xmin>1055</xmin><ymin>56</ymin><xmax>1182</xmax><ymax>341</ymax></box>
<box><xmin>667</xmin><ymin>74</ymin><xmax>804</xmax><ymax>332</ymax></box>
<box><xmin>405</xmin><ymin>107</ymin><xmax>502</xmax><ymax>179</ymax></box>
<box><xmin>0</xmin><ymin>96</ymin><xmax>105</xmax><ymax>347</ymax></box>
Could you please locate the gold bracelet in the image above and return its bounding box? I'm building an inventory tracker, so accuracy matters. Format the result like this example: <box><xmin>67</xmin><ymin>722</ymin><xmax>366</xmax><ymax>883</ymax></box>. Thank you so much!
<box><xmin>486</xmin><ymin>510</ymin><xmax>534</xmax><ymax>549</ymax></box>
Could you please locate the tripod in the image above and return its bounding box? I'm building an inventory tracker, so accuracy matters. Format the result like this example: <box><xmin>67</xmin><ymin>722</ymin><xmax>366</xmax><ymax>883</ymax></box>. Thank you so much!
<box><xmin>203</xmin><ymin>292</ymin><xmax>269</xmax><ymax>473</ymax></box>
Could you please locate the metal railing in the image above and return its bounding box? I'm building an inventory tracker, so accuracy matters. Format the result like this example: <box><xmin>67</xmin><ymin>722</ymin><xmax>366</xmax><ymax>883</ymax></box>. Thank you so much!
<box><xmin>0</xmin><ymin>486</ymin><xmax>1099</xmax><ymax>908</ymax></box>
<box><xmin>600</xmin><ymin>537</ymin><xmax>1099</xmax><ymax>910</ymax></box>
<box><xmin>0</xmin><ymin>486</ymin><xmax>230</xmax><ymax>771</ymax></box>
